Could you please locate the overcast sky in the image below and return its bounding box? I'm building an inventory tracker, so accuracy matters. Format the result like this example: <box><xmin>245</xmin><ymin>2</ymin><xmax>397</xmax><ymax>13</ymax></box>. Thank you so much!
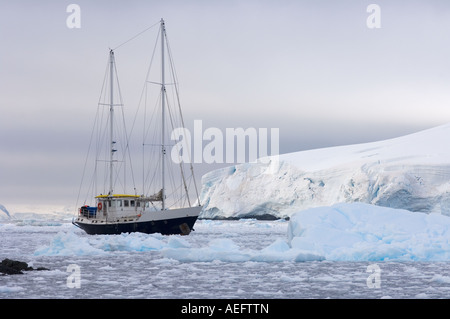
<box><xmin>2</xmin><ymin>0</ymin><xmax>450</xmax><ymax>213</ymax></box>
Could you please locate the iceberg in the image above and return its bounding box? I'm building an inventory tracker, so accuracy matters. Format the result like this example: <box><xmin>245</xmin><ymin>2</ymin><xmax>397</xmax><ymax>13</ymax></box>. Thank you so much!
<box><xmin>287</xmin><ymin>202</ymin><xmax>450</xmax><ymax>261</ymax></box>
<box><xmin>200</xmin><ymin>123</ymin><xmax>450</xmax><ymax>219</ymax></box>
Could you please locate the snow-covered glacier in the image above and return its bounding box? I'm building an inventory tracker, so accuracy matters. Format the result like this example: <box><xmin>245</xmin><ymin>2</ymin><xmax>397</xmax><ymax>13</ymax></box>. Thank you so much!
<box><xmin>200</xmin><ymin>123</ymin><xmax>450</xmax><ymax>219</ymax></box>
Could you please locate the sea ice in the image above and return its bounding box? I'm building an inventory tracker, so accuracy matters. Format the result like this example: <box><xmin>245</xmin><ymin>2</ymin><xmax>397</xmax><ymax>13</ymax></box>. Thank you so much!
<box><xmin>3</xmin><ymin>215</ymin><xmax>450</xmax><ymax>298</ymax></box>
<box><xmin>34</xmin><ymin>231</ymin><xmax>167</xmax><ymax>256</ymax></box>
<box><xmin>34</xmin><ymin>228</ymin><xmax>324</xmax><ymax>262</ymax></box>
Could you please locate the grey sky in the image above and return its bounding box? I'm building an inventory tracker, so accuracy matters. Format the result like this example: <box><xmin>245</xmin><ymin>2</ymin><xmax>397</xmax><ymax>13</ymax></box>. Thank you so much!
<box><xmin>1</xmin><ymin>0</ymin><xmax>450</xmax><ymax>213</ymax></box>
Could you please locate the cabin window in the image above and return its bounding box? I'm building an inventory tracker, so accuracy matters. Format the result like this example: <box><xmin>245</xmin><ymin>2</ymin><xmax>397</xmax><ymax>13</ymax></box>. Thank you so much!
<box><xmin>124</xmin><ymin>200</ymin><xmax>129</xmax><ymax>207</ymax></box>
<box><xmin>136</xmin><ymin>201</ymin><xmax>141</xmax><ymax>207</ymax></box>
<box><xmin>130</xmin><ymin>200</ymin><xmax>135</xmax><ymax>207</ymax></box>
<box><xmin>108</xmin><ymin>200</ymin><xmax>111</xmax><ymax>207</ymax></box>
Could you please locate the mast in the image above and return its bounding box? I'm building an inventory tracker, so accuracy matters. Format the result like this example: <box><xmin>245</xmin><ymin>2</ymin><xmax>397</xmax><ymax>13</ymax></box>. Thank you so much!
<box><xmin>109</xmin><ymin>49</ymin><xmax>116</xmax><ymax>195</ymax></box>
<box><xmin>160</xmin><ymin>18</ymin><xmax>166</xmax><ymax>210</ymax></box>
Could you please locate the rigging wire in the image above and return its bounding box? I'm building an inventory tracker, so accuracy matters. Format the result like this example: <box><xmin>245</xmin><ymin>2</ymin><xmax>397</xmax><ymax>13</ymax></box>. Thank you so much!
<box><xmin>112</xmin><ymin>20</ymin><xmax>160</xmax><ymax>51</ymax></box>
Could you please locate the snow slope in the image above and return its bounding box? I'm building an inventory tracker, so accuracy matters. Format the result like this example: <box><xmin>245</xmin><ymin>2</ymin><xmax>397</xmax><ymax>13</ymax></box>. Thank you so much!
<box><xmin>200</xmin><ymin>123</ymin><xmax>450</xmax><ymax>219</ymax></box>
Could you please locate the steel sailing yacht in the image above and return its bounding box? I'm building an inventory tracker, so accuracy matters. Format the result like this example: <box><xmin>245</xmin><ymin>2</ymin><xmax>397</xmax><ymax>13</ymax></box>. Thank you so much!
<box><xmin>73</xmin><ymin>19</ymin><xmax>202</xmax><ymax>235</ymax></box>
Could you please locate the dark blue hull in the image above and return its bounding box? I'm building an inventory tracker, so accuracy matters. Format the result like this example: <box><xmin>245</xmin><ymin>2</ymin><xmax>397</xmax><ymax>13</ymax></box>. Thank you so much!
<box><xmin>73</xmin><ymin>215</ymin><xmax>198</xmax><ymax>235</ymax></box>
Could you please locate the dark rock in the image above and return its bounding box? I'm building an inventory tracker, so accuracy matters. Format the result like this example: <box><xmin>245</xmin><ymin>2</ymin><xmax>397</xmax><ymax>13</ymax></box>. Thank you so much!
<box><xmin>0</xmin><ymin>258</ymin><xmax>49</xmax><ymax>275</ymax></box>
<box><xmin>0</xmin><ymin>264</ymin><xmax>23</xmax><ymax>275</ymax></box>
<box><xmin>36</xmin><ymin>267</ymin><xmax>50</xmax><ymax>271</ymax></box>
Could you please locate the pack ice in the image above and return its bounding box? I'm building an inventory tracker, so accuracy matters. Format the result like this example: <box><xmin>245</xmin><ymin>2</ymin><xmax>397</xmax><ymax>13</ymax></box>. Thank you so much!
<box><xmin>200</xmin><ymin>123</ymin><xmax>450</xmax><ymax>219</ymax></box>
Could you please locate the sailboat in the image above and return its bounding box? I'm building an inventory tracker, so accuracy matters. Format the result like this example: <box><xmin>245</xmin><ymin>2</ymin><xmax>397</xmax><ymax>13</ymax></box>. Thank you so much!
<box><xmin>73</xmin><ymin>19</ymin><xmax>202</xmax><ymax>235</ymax></box>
